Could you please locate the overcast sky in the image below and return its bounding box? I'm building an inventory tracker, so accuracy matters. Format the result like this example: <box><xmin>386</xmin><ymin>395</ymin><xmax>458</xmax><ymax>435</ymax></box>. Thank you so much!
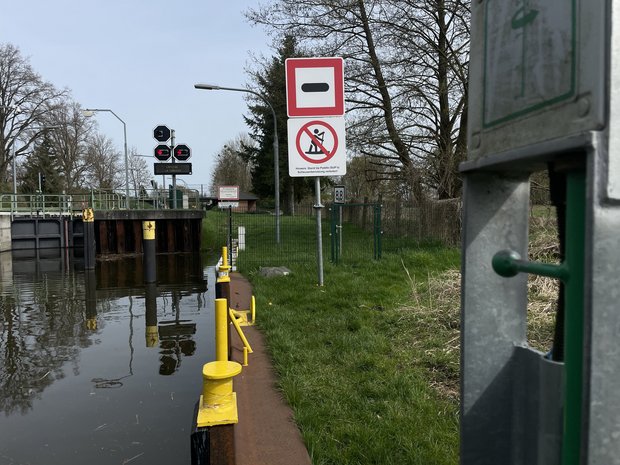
<box><xmin>1</xmin><ymin>0</ymin><xmax>273</xmax><ymax>192</ymax></box>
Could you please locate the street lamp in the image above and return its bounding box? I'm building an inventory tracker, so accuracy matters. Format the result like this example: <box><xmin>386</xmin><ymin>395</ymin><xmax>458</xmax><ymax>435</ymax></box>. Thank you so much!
<box><xmin>83</xmin><ymin>108</ymin><xmax>129</xmax><ymax>208</ymax></box>
<box><xmin>194</xmin><ymin>83</ymin><xmax>281</xmax><ymax>244</ymax></box>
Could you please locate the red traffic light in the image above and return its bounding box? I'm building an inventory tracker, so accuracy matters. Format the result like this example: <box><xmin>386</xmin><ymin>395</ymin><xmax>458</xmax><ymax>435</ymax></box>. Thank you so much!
<box><xmin>174</xmin><ymin>144</ymin><xmax>191</xmax><ymax>161</ymax></box>
<box><xmin>154</xmin><ymin>144</ymin><xmax>172</xmax><ymax>161</ymax></box>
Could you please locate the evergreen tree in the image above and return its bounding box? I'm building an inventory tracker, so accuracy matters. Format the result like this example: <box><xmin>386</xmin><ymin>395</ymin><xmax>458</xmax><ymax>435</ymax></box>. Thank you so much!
<box><xmin>20</xmin><ymin>134</ymin><xmax>63</xmax><ymax>193</ymax></box>
<box><xmin>242</xmin><ymin>35</ymin><xmax>313</xmax><ymax>213</ymax></box>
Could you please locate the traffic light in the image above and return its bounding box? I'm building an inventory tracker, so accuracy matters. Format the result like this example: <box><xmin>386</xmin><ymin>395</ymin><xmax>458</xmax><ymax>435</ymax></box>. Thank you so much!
<box><xmin>39</xmin><ymin>172</ymin><xmax>46</xmax><ymax>191</ymax></box>
<box><xmin>153</xmin><ymin>125</ymin><xmax>171</xmax><ymax>142</ymax></box>
<box><xmin>154</xmin><ymin>144</ymin><xmax>172</xmax><ymax>161</ymax></box>
<box><xmin>174</xmin><ymin>144</ymin><xmax>191</xmax><ymax>161</ymax></box>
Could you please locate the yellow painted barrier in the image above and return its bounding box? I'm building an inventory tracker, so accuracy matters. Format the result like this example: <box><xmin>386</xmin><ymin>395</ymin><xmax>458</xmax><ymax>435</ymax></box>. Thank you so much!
<box><xmin>229</xmin><ymin>295</ymin><xmax>256</xmax><ymax>327</ymax></box>
<box><xmin>229</xmin><ymin>308</ymin><xmax>253</xmax><ymax>354</ymax></box>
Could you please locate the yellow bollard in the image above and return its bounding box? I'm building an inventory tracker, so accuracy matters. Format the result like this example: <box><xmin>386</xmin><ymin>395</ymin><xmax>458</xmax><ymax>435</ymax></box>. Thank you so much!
<box><xmin>218</xmin><ymin>246</ymin><xmax>231</xmax><ymax>281</ymax></box>
<box><xmin>197</xmin><ymin>360</ymin><xmax>242</xmax><ymax>427</ymax></box>
<box><xmin>243</xmin><ymin>347</ymin><xmax>248</xmax><ymax>367</ymax></box>
<box><xmin>215</xmin><ymin>298</ymin><xmax>228</xmax><ymax>362</ymax></box>
<box><xmin>221</xmin><ymin>246</ymin><xmax>229</xmax><ymax>268</ymax></box>
<box><xmin>251</xmin><ymin>295</ymin><xmax>256</xmax><ymax>324</ymax></box>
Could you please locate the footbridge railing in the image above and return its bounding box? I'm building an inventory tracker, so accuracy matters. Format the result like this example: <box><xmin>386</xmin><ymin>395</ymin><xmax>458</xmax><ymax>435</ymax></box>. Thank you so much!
<box><xmin>0</xmin><ymin>187</ymin><xmax>202</xmax><ymax>216</ymax></box>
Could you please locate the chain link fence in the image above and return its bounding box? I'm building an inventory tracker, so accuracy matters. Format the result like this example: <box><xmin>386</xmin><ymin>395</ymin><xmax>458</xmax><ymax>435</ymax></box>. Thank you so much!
<box><xmin>205</xmin><ymin>198</ymin><xmax>462</xmax><ymax>270</ymax></box>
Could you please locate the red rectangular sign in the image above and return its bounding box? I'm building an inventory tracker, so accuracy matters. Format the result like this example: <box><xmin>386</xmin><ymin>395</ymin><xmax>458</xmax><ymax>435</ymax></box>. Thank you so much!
<box><xmin>285</xmin><ymin>57</ymin><xmax>345</xmax><ymax>117</ymax></box>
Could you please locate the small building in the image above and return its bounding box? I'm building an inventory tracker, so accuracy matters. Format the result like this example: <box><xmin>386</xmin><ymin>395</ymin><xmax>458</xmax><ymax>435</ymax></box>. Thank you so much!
<box><xmin>201</xmin><ymin>191</ymin><xmax>259</xmax><ymax>213</ymax></box>
<box><xmin>234</xmin><ymin>192</ymin><xmax>258</xmax><ymax>213</ymax></box>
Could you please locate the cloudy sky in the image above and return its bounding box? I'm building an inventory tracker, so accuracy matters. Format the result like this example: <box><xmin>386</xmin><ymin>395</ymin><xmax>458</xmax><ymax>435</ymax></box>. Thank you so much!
<box><xmin>1</xmin><ymin>0</ymin><xmax>273</xmax><ymax>191</ymax></box>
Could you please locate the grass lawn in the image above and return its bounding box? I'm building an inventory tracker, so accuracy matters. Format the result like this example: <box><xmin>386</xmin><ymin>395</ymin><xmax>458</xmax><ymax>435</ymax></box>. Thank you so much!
<box><xmin>202</xmin><ymin>205</ymin><xmax>558</xmax><ymax>464</ymax></box>
<box><xmin>244</xmin><ymin>246</ymin><xmax>461</xmax><ymax>465</ymax></box>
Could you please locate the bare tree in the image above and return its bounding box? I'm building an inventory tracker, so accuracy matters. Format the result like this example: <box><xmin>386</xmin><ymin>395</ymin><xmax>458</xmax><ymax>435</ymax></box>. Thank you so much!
<box><xmin>0</xmin><ymin>43</ymin><xmax>68</xmax><ymax>190</ymax></box>
<box><xmin>210</xmin><ymin>134</ymin><xmax>254</xmax><ymax>196</ymax></box>
<box><xmin>84</xmin><ymin>133</ymin><xmax>121</xmax><ymax>189</ymax></box>
<box><xmin>247</xmin><ymin>0</ymin><xmax>469</xmax><ymax>199</ymax></box>
<box><xmin>44</xmin><ymin>100</ymin><xmax>96</xmax><ymax>191</ymax></box>
<box><xmin>127</xmin><ymin>147</ymin><xmax>152</xmax><ymax>194</ymax></box>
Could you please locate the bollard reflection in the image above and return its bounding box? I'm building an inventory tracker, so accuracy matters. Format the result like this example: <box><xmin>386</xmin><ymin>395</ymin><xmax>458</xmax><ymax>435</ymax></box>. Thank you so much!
<box><xmin>85</xmin><ymin>270</ymin><xmax>97</xmax><ymax>330</ymax></box>
<box><xmin>145</xmin><ymin>282</ymin><xmax>159</xmax><ymax>347</ymax></box>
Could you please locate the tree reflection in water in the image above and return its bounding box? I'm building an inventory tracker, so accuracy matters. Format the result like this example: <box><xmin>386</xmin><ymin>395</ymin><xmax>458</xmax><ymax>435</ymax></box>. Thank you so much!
<box><xmin>0</xmin><ymin>252</ymin><xmax>208</xmax><ymax>415</ymax></box>
<box><xmin>0</xmin><ymin>262</ymin><xmax>92</xmax><ymax>415</ymax></box>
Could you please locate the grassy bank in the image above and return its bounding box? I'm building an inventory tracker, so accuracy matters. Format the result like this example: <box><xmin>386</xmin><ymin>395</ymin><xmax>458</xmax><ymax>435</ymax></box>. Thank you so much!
<box><xmin>247</xmin><ymin>246</ymin><xmax>461</xmax><ymax>465</ymax></box>
<box><xmin>202</xmin><ymin>205</ymin><xmax>558</xmax><ymax>464</ymax></box>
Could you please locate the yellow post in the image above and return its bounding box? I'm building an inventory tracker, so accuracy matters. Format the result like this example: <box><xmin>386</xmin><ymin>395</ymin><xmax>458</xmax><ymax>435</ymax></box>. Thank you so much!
<box><xmin>251</xmin><ymin>295</ymin><xmax>256</xmax><ymax>324</ymax></box>
<box><xmin>243</xmin><ymin>347</ymin><xmax>248</xmax><ymax>367</ymax></box>
<box><xmin>221</xmin><ymin>246</ymin><xmax>229</xmax><ymax>268</ymax></box>
<box><xmin>215</xmin><ymin>298</ymin><xmax>228</xmax><ymax>362</ymax></box>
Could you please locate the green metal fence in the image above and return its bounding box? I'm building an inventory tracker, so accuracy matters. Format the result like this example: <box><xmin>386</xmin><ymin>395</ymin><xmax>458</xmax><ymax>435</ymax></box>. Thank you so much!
<box><xmin>330</xmin><ymin>203</ymin><xmax>382</xmax><ymax>263</ymax></box>
<box><xmin>206</xmin><ymin>199</ymin><xmax>461</xmax><ymax>271</ymax></box>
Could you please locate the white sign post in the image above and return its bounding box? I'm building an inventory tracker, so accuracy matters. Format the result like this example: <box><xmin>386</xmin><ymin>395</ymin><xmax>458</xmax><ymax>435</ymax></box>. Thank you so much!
<box><xmin>218</xmin><ymin>185</ymin><xmax>239</xmax><ymax>265</ymax></box>
<box><xmin>285</xmin><ymin>57</ymin><xmax>346</xmax><ymax>286</ymax></box>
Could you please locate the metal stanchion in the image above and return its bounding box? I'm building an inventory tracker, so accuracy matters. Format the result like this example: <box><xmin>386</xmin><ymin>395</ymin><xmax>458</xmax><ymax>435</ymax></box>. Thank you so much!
<box><xmin>142</xmin><ymin>221</ymin><xmax>156</xmax><ymax>283</ymax></box>
<box><xmin>83</xmin><ymin>208</ymin><xmax>96</xmax><ymax>270</ymax></box>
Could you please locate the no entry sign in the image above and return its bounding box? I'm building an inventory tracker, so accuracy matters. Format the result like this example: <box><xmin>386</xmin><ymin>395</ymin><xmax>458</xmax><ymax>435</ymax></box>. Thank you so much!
<box><xmin>287</xmin><ymin>117</ymin><xmax>346</xmax><ymax>177</ymax></box>
<box><xmin>286</xmin><ymin>57</ymin><xmax>345</xmax><ymax>117</ymax></box>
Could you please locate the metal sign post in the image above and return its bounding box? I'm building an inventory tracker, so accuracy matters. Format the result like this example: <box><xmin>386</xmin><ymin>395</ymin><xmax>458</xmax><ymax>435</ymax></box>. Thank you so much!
<box><xmin>314</xmin><ymin>177</ymin><xmax>324</xmax><ymax>287</ymax></box>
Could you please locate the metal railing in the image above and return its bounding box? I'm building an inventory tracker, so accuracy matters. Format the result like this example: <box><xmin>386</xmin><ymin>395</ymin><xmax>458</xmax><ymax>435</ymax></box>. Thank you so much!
<box><xmin>0</xmin><ymin>187</ymin><xmax>203</xmax><ymax>216</ymax></box>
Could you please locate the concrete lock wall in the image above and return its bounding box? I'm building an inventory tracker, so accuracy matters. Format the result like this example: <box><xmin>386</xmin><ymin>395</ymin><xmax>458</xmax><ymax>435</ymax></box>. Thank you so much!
<box><xmin>0</xmin><ymin>216</ymin><xmax>11</xmax><ymax>252</ymax></box>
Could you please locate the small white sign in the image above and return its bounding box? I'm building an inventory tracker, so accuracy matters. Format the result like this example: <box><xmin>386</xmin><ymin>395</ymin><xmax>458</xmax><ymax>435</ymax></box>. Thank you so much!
<box><xmin>287</xmin><ymin>117</ymin><xmax>346</xmax><ymax>177</ymax></box>
<box><xmin>334</xmin><ymin>186</ymin><xmax>346</xmax><ymax>203</ymax></box>
<box><xmin>218</xmin><ymin>185</ymin><xmax>239</xmax><ymax>200</ymax></box>
<box><xmin>218</xmin><ymin>201</ymin><xmax>239</xmax><ymax>209</ymax></box>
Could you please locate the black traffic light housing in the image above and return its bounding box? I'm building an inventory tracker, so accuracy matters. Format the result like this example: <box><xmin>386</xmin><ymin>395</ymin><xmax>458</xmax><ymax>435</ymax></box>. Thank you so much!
<box><xmin>153</xmin><ymin>125</ymin><xmax>171</xmax><ymax>142</ymax></box>
<box><xmin>154</xmin><ymin>144</ymin><xmax>172</xmax><ymax>161</ymax></box>
<box><xmin>174</xmin><ymin>144</ymin><xmax>191</xmax><ymax>161</ymax></box>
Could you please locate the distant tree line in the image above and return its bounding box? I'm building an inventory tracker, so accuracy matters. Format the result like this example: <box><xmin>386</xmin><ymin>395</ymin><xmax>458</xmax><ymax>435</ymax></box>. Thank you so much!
<box><xmin>0</xmin><ymin>43</ymin><xmax>150</xmax><ymax>194</ymax></box>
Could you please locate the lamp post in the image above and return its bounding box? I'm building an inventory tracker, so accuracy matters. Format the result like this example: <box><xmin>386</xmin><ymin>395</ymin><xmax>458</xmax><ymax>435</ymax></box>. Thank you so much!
<box><xmin>194</xmin><ymin>83</ymin><xmax>281</xmax><ymax>244</ymax></box>
<box><xmin>83</xmin><ymin>108</ymin><xmax>129</xmax><ymax>209</ymax></box>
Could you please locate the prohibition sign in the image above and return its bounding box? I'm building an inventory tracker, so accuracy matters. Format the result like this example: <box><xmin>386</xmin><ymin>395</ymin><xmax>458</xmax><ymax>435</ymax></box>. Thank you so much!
<box><xmin>296</xmin><ymin>120</ymin><xmax>339</xmax><ymax>164</ymax></box>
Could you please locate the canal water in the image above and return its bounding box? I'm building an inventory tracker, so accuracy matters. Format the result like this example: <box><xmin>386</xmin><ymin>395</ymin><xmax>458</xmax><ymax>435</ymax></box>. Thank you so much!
<box><xmin>0</xmin><ymin>251</ymin><xmax>216</xmax><ymax>465</ymax></box>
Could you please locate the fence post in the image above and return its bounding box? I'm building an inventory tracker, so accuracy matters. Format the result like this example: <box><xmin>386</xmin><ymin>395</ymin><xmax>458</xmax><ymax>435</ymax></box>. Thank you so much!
<box><xmin>374</xmin><ymin>204</ymin><xmax>382</xmax><ymax>260</ymax></box>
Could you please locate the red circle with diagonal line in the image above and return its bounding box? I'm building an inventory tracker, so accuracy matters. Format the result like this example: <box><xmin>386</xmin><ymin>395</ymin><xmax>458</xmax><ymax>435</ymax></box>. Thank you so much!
<box><xmin>296</xmin><ymin>120</ymin><xmax>339</xmax><ymax>164</ymax></box>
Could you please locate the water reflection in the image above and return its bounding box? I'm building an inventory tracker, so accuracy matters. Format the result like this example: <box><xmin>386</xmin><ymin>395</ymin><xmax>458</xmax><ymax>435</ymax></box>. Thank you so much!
<box><xmin>0</xmin><ymin>251</ymin><xmax>92</xmax><ymax>416</ymax></box>
<box><xmin>0</xmin><ymin>251</ymin><xmax>215</xmax><ymax>464</ymax></box>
